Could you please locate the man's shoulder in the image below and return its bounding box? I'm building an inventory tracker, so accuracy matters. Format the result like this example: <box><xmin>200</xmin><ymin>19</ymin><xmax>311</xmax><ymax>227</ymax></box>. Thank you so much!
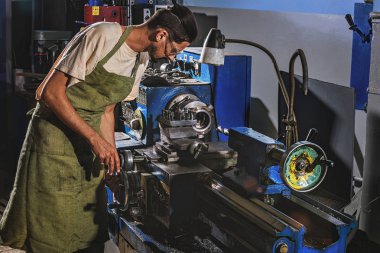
<box><xmin>86</xmin><ymin>22</ymin><xmax>122</xmax><ymax>38</ymax></box>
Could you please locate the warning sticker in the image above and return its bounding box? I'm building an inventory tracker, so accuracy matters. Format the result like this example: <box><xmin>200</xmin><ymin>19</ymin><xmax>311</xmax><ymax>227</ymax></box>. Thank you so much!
<box><xmin>92</xmin><ymin>6</ymin><xmax>100</xmax><ymax>16</ymax></box>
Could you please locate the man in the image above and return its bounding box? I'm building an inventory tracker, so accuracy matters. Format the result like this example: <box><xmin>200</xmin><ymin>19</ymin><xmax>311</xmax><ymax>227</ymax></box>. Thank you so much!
<box><xmin>0</xmin><ymin>1</ymin><xmax>198</xmax><ymax>252</ymax></box>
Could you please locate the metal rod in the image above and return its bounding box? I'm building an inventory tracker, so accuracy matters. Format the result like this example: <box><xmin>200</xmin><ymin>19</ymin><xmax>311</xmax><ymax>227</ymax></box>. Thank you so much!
<box><xmin>201</xmin><ymin>178</ymin><xmax>302</xmax><ymax>234</ymax></box>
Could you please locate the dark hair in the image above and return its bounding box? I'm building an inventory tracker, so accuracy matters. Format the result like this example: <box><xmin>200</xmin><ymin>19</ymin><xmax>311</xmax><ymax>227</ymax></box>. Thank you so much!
<box><xmin>147</xmin><ymin>1</ymin><xmax>198</xmax><ymax>43</ymax></box>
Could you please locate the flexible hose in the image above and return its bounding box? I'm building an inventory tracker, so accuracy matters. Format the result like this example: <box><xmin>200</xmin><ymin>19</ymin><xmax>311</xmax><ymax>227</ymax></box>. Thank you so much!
<box><xmin>288</xmin><ymin>49</ymin><xmax>308</xmax><ymax>144</ymax></box>
<box><xmin>225</xmin><ymin>39</ymin><xmax>290</xmax><ymax>108</ymax></box>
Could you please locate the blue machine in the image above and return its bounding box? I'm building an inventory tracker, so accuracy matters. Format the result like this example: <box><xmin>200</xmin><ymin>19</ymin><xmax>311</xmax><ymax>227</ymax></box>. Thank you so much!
<box><xmin>119</xmin><ymin>48</ymin><xmax>251</xmax><ymax>147</ymax></box>
<box><xmin>177</xmin><ymin>48</ymin><xmax>252</xmax><ymax>141</ymax></box>
<box><xmin>108</xmin><ymin>125</ymin><xmax>357</xmax><ymax>253</ymax></box>
<box><xmin>109</xmin><ymin>49</ymin><xmax>356</xmax><ymax>253</ymax></box>
<box><xmin>122</xmin><ymin>83</ymin><xmax>214</xmax><ymax>146</ymax></box>
<box><xmin>202</xmin><ymin>127</ymin><xmax>357</xmax><ymax>253</ymax></box>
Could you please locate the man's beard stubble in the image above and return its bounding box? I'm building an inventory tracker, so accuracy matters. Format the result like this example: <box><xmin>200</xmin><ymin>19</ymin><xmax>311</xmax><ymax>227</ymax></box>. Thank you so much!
<box><xmin>147</xmin><ymin>45</ymin><xmax>158</xmax><ymax>60</ymax></box>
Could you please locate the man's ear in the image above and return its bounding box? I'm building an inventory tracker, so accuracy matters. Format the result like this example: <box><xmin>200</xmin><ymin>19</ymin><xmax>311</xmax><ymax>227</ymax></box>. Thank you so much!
<box><xmin>155</xmin><ymin>28</ymin><xmax>169</xmax><ymax>42</ymax></box>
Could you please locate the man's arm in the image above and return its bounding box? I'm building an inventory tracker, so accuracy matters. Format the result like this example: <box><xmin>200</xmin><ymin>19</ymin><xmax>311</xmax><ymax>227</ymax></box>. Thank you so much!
<box><xmin>100</xmin><ymin>103</ymin><xmax>116</xmax><ymax>147</ymax></box>
<box><xmin>41</xmin><ymin>70</ymin><xmax>120</xmax><ymax>173</ymax></box>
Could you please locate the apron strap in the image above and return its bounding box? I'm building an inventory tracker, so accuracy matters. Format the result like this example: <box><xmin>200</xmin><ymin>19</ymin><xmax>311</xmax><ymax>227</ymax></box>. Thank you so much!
<box><xmin>130</xmin><ymin>53</ymin><xmax>140</xmax><ymax>78</ymax></box>
<box><xmin>99</xmin><ymin>25</ymin><xmax>141</xmax><ymax>78</ymax></box>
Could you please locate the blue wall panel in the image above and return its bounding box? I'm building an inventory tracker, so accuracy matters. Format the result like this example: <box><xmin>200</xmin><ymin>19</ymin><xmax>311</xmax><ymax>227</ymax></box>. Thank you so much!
<box><xmin>350</xmin><ymin>3</ymin><xmax>373</xmax><ymax>110</ymax></box>
<box><xmin>184</xmin><ymin>0</ymin><xmax>358</xmax><ymax>15</ymax></box>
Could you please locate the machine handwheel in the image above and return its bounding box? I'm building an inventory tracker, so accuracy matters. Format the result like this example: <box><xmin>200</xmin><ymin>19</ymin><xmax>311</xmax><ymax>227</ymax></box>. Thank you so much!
<box><xmin>118</xmin><ymin>150</ymin><xmax>140</xmax><ymax>211</ymax></box>
<box><xmin>280</xmin><ymin>141</ymin><xmax>329</xmax><ymax>192</ymax></box>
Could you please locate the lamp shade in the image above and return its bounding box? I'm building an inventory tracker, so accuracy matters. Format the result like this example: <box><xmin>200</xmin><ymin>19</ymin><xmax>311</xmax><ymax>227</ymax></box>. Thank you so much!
<box><xmin>200</xmin><ymin>28</ymin><xmax>226</xmax><ymax>66</ymax></box>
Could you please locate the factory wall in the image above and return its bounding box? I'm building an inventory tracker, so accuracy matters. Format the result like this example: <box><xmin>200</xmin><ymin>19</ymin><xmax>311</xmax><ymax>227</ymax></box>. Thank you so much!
<box><xmin>188</xmin><ymin>6</ymin><xmax>366</xmax><ymax>180</ymax></box>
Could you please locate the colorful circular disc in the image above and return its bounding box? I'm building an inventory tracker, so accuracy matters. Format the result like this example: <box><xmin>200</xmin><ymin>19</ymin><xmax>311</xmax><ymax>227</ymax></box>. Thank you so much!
<box><xmin>280</xmin><ymin>141</ymin><xmax>328</xmax><ymax>192</ymax></box>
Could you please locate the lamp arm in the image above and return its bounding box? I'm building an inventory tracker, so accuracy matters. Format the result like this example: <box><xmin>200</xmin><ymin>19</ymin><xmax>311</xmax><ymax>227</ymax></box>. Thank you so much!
<box><xmin>225</xmin><ymin>38</ymin><xmax>290</xmax><ymax>108</ymax></box>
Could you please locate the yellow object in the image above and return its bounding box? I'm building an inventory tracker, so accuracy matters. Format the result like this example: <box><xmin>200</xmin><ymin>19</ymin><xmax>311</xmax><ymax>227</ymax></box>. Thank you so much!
<box><xmin>92</xmin><ymin>6</ymin><xmax>100</xmax><ymax>16</ymax></box>
<box><xmin>287</xmin><ymin>152</ymin><xmax>314</xmax><ymax>190</ymax></box>
<box><xmin>280</xmin><ymin>243</ymin><xmax>288</xmax><ymax>253</ymax></box>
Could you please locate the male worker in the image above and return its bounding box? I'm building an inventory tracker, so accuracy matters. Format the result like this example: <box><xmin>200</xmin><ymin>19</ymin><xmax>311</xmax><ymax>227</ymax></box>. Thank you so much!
<box><xmin>0</xmin><ymin>1</ymin><xmax>197</xmax><ymax>252</ymax></box>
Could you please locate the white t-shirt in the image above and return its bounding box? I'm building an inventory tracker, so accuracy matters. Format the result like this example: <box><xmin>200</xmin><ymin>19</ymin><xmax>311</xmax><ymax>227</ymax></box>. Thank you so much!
<box><xmin>55</xmin><ymin>22</ymin><xmax>149</xmax><ymax>101</ymax></box>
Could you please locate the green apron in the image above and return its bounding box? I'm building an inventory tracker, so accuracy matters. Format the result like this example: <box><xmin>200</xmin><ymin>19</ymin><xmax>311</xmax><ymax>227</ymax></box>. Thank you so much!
<box><xmin>0</xmin><ymin>26</ymin><xmax>140</xmax><ymax>253</ymax></box>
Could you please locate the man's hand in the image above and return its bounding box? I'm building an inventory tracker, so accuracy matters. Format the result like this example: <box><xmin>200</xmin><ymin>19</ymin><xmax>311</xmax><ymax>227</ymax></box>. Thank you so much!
<box><xmin>88</xmin><ymin>133</ymin><xmax>120</xmax><ymax>175</ymax></box>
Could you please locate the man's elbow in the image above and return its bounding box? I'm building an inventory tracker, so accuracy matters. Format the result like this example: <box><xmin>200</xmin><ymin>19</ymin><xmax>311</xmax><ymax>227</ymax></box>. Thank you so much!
<box><xmin>41</xmin><ymin>86</ymin><xmax>58</xmax><ymax>107</ymax></box>
<box><xmin>40</xmin><ymin>71</ymin><xmax>68</xmax><ymax>106</ymax></box>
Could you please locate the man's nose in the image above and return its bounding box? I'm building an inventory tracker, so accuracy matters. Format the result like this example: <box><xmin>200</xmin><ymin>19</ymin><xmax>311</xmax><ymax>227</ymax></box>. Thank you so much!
<box><xmin>167</xmin><ymin>55</ymin><xmax>176</xmax><ymax>62</ymax></box>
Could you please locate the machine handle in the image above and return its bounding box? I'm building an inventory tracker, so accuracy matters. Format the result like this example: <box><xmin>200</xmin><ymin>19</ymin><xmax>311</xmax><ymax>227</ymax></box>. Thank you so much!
<box><xmin>305</xmin><ymin>155</ymin><xmax>334</xmax><ymax>173</ymax></box>
<box><xmin>345</xmin><ymin>14</ymin><xmax>371</xmax><ymax>43</ymax></box>
<box><xmin>319</xmin><ymin>159</ymin><xmax>334</xmax><ymax>168</ymax></box>
<box><xmin>345</xmin><ymin>14</ymin><xmax>355</xmax><ymax>28</ymax></box>
<box><xmin>305</xmin><ymin>128</ymin><xmax>318</xmax><ymax>142</ymax></box>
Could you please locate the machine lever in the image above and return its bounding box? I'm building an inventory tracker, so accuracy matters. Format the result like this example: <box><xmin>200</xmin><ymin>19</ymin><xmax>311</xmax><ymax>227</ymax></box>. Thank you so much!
<box><xmin>305</xmin><ymin>128</ymin><xmax>318</xmax><ymax>142</ymax></box>
<box><xmin>345</xmin><ymin>14</ymin><xmax>355</xmax><ymax>28</ymax></box>
<box><xmin>305</xmin><ymin>155</ymin><xmax>334</xmax><ymax>173</ymax></box>
<box><xmin>319</xmin><ymin>159</ymin><xmax>334</xmax><ymax>168</ymax></box>
<box><xmin>345</xmin><ymin>14</ymin><xmax>372</xmax><ymax>43</ymax></box>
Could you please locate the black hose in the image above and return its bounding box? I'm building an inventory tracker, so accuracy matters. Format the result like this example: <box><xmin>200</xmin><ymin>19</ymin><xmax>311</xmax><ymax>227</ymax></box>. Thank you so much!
<box><xmin>225</xmin><ymin>39</ymin><xmax>290</xmax><ymax>108</ymax></box>
<box><xmin>288</xmin><ymin>49</ymin><xmax>308</xmax><ymax>143</ymax></box>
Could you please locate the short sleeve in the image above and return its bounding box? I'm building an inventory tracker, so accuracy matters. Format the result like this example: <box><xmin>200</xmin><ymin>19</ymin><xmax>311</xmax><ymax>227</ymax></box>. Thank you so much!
<box><xmin>55</xmin><ymin>23</ymin><xmax>114</xmax><ymax>81</ymax></box>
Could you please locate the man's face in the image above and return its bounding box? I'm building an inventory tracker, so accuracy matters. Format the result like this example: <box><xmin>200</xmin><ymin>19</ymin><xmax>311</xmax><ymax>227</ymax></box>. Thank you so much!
<box><xmin>148</xmin><ymin>29</ymin><xmax>190</xmax><ymax>61</ymax></box>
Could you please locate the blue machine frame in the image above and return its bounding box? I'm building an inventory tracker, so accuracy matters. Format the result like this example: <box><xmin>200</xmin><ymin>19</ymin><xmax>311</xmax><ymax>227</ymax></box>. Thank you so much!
<box><xmin>111</xmin><ymin>48</ymin><xmax>357</xmax><ymax>252</ymax></box>
<box><xmin>123</xmin><ymin>83</ymin><xmax>213</xmax><ymax>146</ymax></box>
<box><xmin>122</xmin><ymin>48</ymin><xmax>252</xmax><ymax>145</ymax></box>
<box><xmin>177</xmin><ymin>48</ymin><xmax>252</xmax><ymax>141</ymax></box>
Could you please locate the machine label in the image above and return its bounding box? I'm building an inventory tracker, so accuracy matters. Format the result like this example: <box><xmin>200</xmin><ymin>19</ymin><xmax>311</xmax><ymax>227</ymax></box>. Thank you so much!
<box><xmin>92</xmin><ymin>6</ymin><xmax>100</xmax><ymax>16</ymax></box>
